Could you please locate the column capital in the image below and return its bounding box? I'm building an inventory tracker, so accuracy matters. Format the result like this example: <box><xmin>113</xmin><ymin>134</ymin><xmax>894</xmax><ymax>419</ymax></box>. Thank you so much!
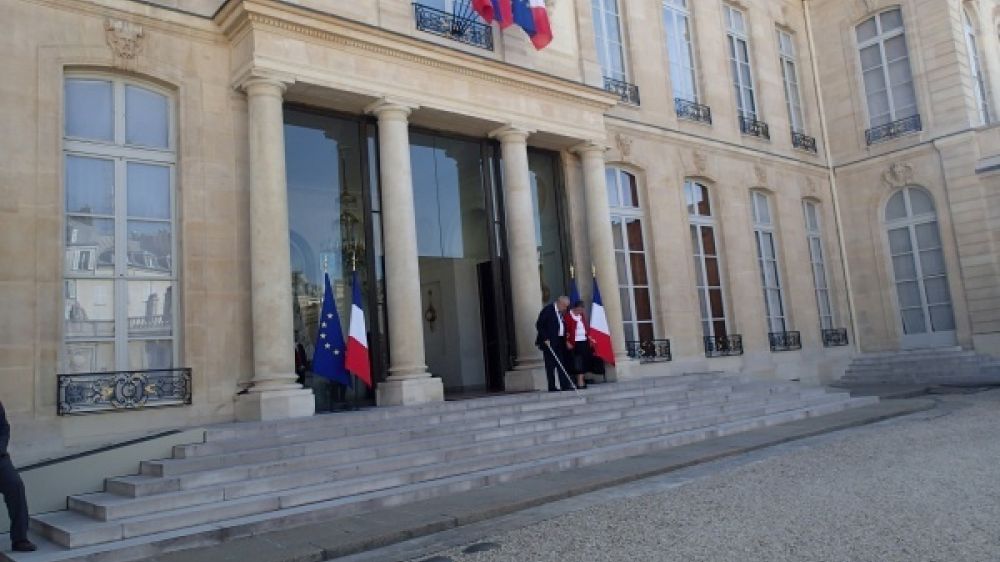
<box><xmin>488</xmin><ymin>125</ymin><xmax>534</xmax><ymax>143</ymax></box>
<box><xmin>239</xmin><ymin>74</ymin><xmax>293</xmax><ymax>97</ymax></box>
<box><xmin>571</xmin><ymin>141</ymin><xmax>609</xmax><ymax>157</ymax></box>
<box><xmin>365</xmin><ymin>98</ymin><xmax>418</xmax><ymax>121</ymax></box>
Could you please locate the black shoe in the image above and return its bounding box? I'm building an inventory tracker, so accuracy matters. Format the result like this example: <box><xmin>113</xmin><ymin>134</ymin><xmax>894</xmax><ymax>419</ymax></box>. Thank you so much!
<box><xmin>13</xmin><ymin>540</ymin><xmax>37</xmax><ymax>552</ymax></box>
<box><xmin>548</xmin><ymin>388</ymin><xmax>559</xmax><ymax>392</ymax></box>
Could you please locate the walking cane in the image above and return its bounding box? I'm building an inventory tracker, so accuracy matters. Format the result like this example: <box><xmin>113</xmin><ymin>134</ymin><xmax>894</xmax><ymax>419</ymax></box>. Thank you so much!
<box><xmin>544</xmin><ymin>341</ymin><xmax>581</xmax><ymax>397</ymax></box>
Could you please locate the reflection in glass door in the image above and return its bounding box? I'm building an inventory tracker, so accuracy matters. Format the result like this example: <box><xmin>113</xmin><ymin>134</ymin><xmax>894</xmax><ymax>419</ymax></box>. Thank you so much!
<box><xmin>884</xmin><ymin>187</ymin><xmax>955</xmax><ymax>348</ymax></box>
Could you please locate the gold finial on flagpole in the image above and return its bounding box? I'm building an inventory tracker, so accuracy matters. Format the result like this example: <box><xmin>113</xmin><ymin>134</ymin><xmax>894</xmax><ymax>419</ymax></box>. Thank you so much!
<box><xmin>351</xmin><ymin>248</ymin><xmax>357</xmax><ymax>273</ymax></box>
<box><xmin>569</xmin><ymin>264</ymin><xmax>575</xmax><ymax>279</ymax></box>
<box><xmin>322</xmin><ymin>255</ymin><xmax>329</xmax><ymax>274</ymax></box>
<box><xmin>592</xmin><ymin>264</ymin><xmax>597</xmax><ymax>277</ymax></box>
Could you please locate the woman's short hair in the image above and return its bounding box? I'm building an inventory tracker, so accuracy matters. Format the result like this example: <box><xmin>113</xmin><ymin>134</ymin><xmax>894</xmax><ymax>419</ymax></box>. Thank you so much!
<box><xmin>572</xmin><ymin>300</ymin><xmax>585</xmax><ymax>309</ymax></box>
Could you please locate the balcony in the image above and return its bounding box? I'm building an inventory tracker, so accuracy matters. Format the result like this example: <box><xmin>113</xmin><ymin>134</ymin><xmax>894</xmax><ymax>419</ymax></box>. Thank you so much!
<box><xmin>413</xmin><ymin>2</ymin><xmax>494</xmax><ymax>51</ymax></box>
<box><xmin>739</xmin><ymin>114</ymin><xmax>770</xmax><ymax>140</ymax></box>
<box><xmin>865</xmin><ymin>114</ymin><xmax>921</xmax><ymax>145</ymax></box>
<box><xmin>604</xmin><ymin>76</ymin><xmax>640</xmax><ymax>106</ymax></box>
<box><xmin>792</xmin><ymin>130</ymin><xmax>817</xmax><ymax>153</ymax></box>
<box><xmin>704</xmin><ymin>335</ymin><xmax>743</xmax><ymax>358</ymax></box>
<box><xmin>768</xmin><ymin>331</ymin><xmax>802</xmax><ymax>352</ymax></box>
<box><xmin>625</xmin><ymin>339</ymin><xmax>672</xmax><ymax>363</ymax></box>
<box><xmin>675</xmin><ymin>98</ymin><xmax>712</xmax><ymax>124</ymax></box>
<box><xmin>822</xmin><ymin>328</ymin><xmax>850</xmax><ymax>348</ymax></box>
<box><xmin>58</xmin><ymin>368</ymin><xmax>192</xmax><ymax>415</ymax></box>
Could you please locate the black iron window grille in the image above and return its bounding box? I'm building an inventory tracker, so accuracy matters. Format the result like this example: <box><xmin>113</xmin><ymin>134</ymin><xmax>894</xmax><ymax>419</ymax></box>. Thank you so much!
<box><xmin>413</xmin><ymin>2</ymin><xmax>494</xmax><ymax>51</ymax></box>
<box><xmin>865</xmin><ymin>114</ymin><xmax>921</xmax><ymax>145</ymax></box>
<box><xmin>768</xmin><ymin>331</ymin><xmax>802</xmax><ymax>352</ymax></box>
<box><xmin>604</xmin><ymin>76</ymin><xmax>641</xmax><ymax>105</ymax></box>
<box><xmin>791</xmin><ymin>130</ymin><xmax>817</xmax><ymax>153</ymax></box>
<box><xmin>625</xmin><ymin>339</ymin><xmax>673</xmax><ymax>363</ymax></box>
<box><xmin>58</xmin><ymin>368</ymin><xmax>192</xmax><ymax>415</ymax></box>
<box><xmin>739</xmin><ymin>114</ymin><xmax>770</xmax><ymax>139</ymax></box>
<box><xmin>822</xmin><ymin>328</ymin><xmax>849</xmax><ymax>347</ymax></box>
<box><xmin>704</xmin><ymin>335</ymin><xmax>743</xmax><ymax>357</ymax></box>
<box><xmin>675</xmin><ymin>98</ymin><xmax>712</xmax><ymax>124</ymax></box>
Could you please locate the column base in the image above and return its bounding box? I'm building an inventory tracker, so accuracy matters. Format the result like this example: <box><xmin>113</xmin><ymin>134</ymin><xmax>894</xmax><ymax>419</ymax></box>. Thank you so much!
<box><xmin>504</xmin><ymin>368</ymin><xmax>548</xmax><ymax>392</ymax></box>
<box><xmin>235</xmin><ymin>388</ymin><xmax>316</xmax><ymax>422</ymax></box>
<box><xmin>603</xmin><ymin>358</ymin><xmax>638</xmax><ymax>382</ymax></box>
<box><xmin>376</xmin><ymin>376</ymin><xmax>444</xmax><ymax>406</ymax></box>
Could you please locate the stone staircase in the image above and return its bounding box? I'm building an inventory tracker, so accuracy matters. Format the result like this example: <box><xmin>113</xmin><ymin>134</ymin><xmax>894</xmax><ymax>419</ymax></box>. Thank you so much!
<box><xmin>835</xmin><ymin>347</ymin><xmax>1000</xmax><ymax>387</ymax></box>
<box><xmin>13</xmin><ymin>373</ymin><xmax>875</xmax><ymax>562</ymax></box>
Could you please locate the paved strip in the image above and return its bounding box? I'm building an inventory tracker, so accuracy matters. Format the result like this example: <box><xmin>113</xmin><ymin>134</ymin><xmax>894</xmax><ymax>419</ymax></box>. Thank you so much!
<box><xmin>136</xmin><ymin>398</ymin><xmax>933</xmax><ymax>562</ymax></box>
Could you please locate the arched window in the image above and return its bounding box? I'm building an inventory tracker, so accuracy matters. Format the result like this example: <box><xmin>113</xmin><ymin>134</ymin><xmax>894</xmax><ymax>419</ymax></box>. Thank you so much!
<box><xmin>751</xmin><ymin>191</ymin><xmax>787</xmax><ymax>335</ymax></box>
<box><xmin>856</xmin><ymin>8</ymin><xmax>918</xmax><ymax>128</ymax></box>
<box><xmin>607</xmin><ymin>168</ymin><xmax>654</xmax><ymax>345</ymax></box>
<box><xmin>592</xmin><ymin>0</ymin><xmax>629</xmax><ymax>83</ymax></box>
<box><xmin>802</xmin><ymin>201</ymin><xmax>833</xmax><ymax>330</ymax></box>
<box><xmin>963</xmin><ymin>7</ymin><xmax>991</xmax><ymax>125</ymax></box>
<box><xmin>884</xmin><ymin>187</ymin><xmax>955</xmax><ymax>346</ymax></box>
<box><xmin>62</xmin><ymin>74</ymin><xmax>176</xmax><ymax>374</ymax></box>
<box><xmin>725</xmin><ymin>5</ymin><xmax>759</xmax><ymax>121</ymax></box>
<box><xmin>685</xmin><ymin>180</ymin><xmax>729</xmax><ymax>340</ymax></box>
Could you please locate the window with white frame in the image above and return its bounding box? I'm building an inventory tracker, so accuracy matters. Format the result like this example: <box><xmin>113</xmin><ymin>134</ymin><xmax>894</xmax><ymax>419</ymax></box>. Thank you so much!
<box><xmin>592</xmin><ymin>0</ymin><xmax>628</xmax><ymax>82</ymax></box>
<box><xmin>803</xmin><ymin>201</ymin><xmax>834</xmax><ymax>330</ymax></box>
<box><xmin>963</xmin><ymin>7</ymin><xmax>990</xmax><ymax>125</ymax></box>
<box><xmin>685</xmin><ymin>180</ymin><xmax>729</xmax><ymax>339</ymax></box>
<box><xmin>777</xmin><ymin>29</ymin><xmax>805</xmax><ymax>133</ymax></box>
<box><xmin>663</xmin><ymin>0</ymin><xmax>698</xmax><ymax>102</ymax></box>
<box><xmin>725</xmin><ymin>5</ymin><xmax>758</xmax><ymax>120</ymax></box>
<box><xmin>750</xmin><ymin>191</ymin><xmax>787</xmax><ymax>334</ymax></box>
<box><xmin>606</xmin><ymin>168</ymin><xmax>654</xmax><ymax>344</ymax></box>
<box><xmin>856</xmin><ymin>8</ymin><xmax>917</xmax><ymax>127</ymax></box>
<box><xmin>62</xmin><ymin>75</ymin><xmax>177</xmax><ymax>374</ymax></box>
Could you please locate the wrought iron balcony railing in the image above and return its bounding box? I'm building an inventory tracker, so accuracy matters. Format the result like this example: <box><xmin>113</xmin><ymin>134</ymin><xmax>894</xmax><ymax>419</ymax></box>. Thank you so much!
<box><xmin>704</xmin><ymin>335</ymin><xmax>743</xmax><ymax>358</ymax></box>
<box><xmin>413</xmin><ymin>2</ymin><xmax>494</xmax><ymax>51</ymax></box>
<box><xmin>625</xmin><ymin>339</ymin><xmax>673</xmax><ymax>363</ymax></box>
<box><xmin>739</xmin><ymin>114</ymin><xmax>770</xmax><ymax>140</ymax></box>
<box><xmin>791</xmin><ymin>130</ymin><xmax>817</xmax><ymax>153</ymax></box>
<box><xmin>675</xmin><ymin>98</ymin><xmax>712</xmax><ymax>124</ymax></box>
<box><xmin>604</xmin><ymin>76</ymin><xmax>640</xmax><ymax>105</ymax></box>
<box><xmin>865</xmin><ymin>114</ymin><xmax>921</xmax><ymax>145</ymax></box>
<box><xmin>58</xmin><ymin>368</ymin><xmax>192</xmax><ymax>415</ymax></box>
<box><xmin>822</xmin><ymin>328</ymin><xmax>849</xmax><ymax>348</ymax></box>
<box><xmin>768</xmin><ymin>331</ymin><xmax>802</xmax><ymax>352</ymax></box>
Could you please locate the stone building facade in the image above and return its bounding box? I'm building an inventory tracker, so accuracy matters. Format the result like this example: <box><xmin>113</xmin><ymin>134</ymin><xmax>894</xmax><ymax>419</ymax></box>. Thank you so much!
<box><xmin>0</xmin><ymin>0</ymin><xmax>997</xmax><ymax>464</ymax></box>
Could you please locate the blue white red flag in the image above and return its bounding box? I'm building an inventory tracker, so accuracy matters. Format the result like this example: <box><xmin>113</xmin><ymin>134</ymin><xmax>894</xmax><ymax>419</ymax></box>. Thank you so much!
<box><xmin>473</xmin><ymin>0</ymin><xmax>513</xmax><ymax>28</ymax></box>
<box><xmin>312</xmin><ymin>273</ymin><xmax>351</xmax><ymax>387</ymax></box>
<box><xmin>512</xmin><ymin>0</ymin><xmax>553</xmax><ymax>49</ymax></box>
<box><xmin>588</xmin><ymin>276</ymin><xmax>615</xmax><ymax>365</ymax></box>
<box><xmin>345</xmin><ymin>271</ymin><xmax>372</xmax><ymax>388</ymax></box>
<box><xmin>569</xmin><ymin>275</ymin><xmax>581</xmax><ymax>306</ymax></box>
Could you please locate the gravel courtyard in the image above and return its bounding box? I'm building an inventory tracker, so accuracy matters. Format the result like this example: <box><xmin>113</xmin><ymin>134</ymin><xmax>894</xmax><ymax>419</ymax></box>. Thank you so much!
<box><xmin>417</xmin><ymin>390</ymin><xmax>1000</xmax><ymax>562</ymax></box>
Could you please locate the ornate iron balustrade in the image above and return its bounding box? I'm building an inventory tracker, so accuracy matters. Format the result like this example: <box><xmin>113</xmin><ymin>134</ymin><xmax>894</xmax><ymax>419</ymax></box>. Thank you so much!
<box><xmin>791</xmin><ymin>130</ymin><xmax>817</xmax><ymax>153</ymax></box>
<box><xmin>822</xmin><ymin>328</ymin><xmax>849</xmax><ymax>347</ymax></box>
<box><xmin>704</xmin><ymin>335</ymin><xmax>743</xmax><ymax>357</ymax></box>
<box><xmin>58</xmin><ymin>368</ymin><xmax>192</xmax><ymax>415</ymax></box>
<box><xmin>604</xmin><ymin>76</ymin><xmax>640</xmax><ymax>105</ymax></box>
<box><xmin>739</xmin><ymin>115</ymin><xmax>770</xmax><ymax>139</ymax></box>
<box><xmin>413</xmin><ymin>2</ymin><xmax>494</xmax><ymax>51</ymax></box>
<box><xmin>675</xmin><ymin>98</ymin><xmax>712</xmax><ymax>124</ymax></box>
<box><xmin>768</xmin><ymin>331</ymin><xmax>802</xmax><ymax>352</ymax></box>
<box><xmin>625</xmin><ymin>339</ymin><xmax>673</xmax><ymax>363</ymax></box>
<box><xmin>865</xmin><ymin>114</ymin><xmax>921</xmax><ymax>145</ymax></box>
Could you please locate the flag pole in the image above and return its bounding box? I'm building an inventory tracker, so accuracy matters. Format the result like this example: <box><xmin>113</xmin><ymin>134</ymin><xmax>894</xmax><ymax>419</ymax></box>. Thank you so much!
<box><xmin>347</xmin><ymin>248</ymin><xmax>360</xmax><ymax>411</ymax></box>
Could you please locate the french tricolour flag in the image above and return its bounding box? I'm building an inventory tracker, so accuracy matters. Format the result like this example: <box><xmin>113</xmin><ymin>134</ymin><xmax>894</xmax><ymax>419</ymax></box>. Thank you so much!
<box><xmin>588</xmin><ymin>276</ymin><xmax>615</xmax><ymax>366</ymax></box>
<box><xmin>345</xmin><ymin>271</ymin><xmax>372</xmax><ymax>388</ymax></box>
<box><xmin>512</xmin><ymin>0</ymin><xmax>553</xmax><ymax>49</ymax></box>
<box><xmin>473</xmin><ymin>0</ymin><xmax>514</xmax><ymax>28</ymax></box>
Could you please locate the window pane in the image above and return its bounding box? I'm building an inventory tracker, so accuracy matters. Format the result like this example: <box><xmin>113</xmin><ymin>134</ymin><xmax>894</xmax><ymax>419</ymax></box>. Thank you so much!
<box><xmin>892</xmin><ymin>254</ymin><xmax>917</xmax><ymax>280</ymax></box>
<box><xmin>698</xmin><ymin>290</ymin><xmax>709</xmax><ymax>319</ymax></box>
<box><xmin>928</xmin><ymin>304</ymin><xmax>955</xmax><ymax>331</ymax></box>
<box><xmin>127</xmin><ymin>162</ymin><xmax>171</xmax><ymax>219</ymax></box>
<box><xmin>901</xmin><ymin>308</ymin><xmax>926</xmax><ymax>334</ymax></box>
<box><xmin>859</xmin><ymin>45</ymin><xmax>883</xmax><ymax>70</ymax></box>
<box><xmin>63</xmin><ymin>341</ymin><xmax>115</xmax><ymax>374</ymax></box>
<box><xmin>66</xmin><ymin>156</ymin><xmax>114</xmax><ymax>215</ymax></box>
<box><xmin>754</xmin><ymin>193</ymin><xmax>771</xmax><ymax>224</ymax></box>
<box><xmin>633</xmin><ymin>288</ymin><xmax>652</xmax><ymax>321</ymax></box>
<box><xmin>637</xmin><ymin>322</ymin><xmax>654</xmax><ymax>343</ymax></box>
<box><xmin>693</xmin><ymin>254</ymin><xmax>707</xmax><ymax>286</ymax></box>
<box><xmin>625</xmin><ymin>218</ymin><xmax>644</xmax><ymax>250</ymax></box>
<box><xmin>621</xmin><ymin>172</ymin><xmax>638</xmax><ymax>208</ymax></box>
<box><xmin>856</xmin><ymin>17</ymin><xmax>877</xmax><ymax>43</ymax></box>
<box><xmin>611</xmin><ymin>218</ymin><xmax>624</xmax><ymax>250</ymax></box>
<box><xmin>65</xmin><ymin>79</ymin><xmax>113</xmax><ymax>141</ymax></box>
<box><xmin>66</xmin><ymin>217</ymin><xmax>114</xmax><ymax>274</ymax></box>
<box><xmin>701</xmin><ymin>226</ymin><xmax>717</xmax><ymax>255</ymax></box>
<box><xmin>128</xmin><ymin>281</ymin><xmax>173</xmax><ymax>336</ymax></box>
<box><xmin>629</xmin><ymin>253</ymin><xmax>648</xmax><ymax>285</ymax></box>
<box><xmin>879</xmin><ymin>9</ymin><xmax>903</xmax><ymax>32</ymax></box>
<box><xmin>908</xmin><ymin>189</ymin><xmax>934</xmax><ymax>215</ymax></box>
<box><xmin>128</xmin><ymin>340</ymin><xmax>174</xmax><ymax>370</ymax></box>
<box><xmin>883</xmin><ymin>35</ymin><xmax>908</xmax><ymax>62</ymax></box>
<box><xmin>814</xmin><ymin>263</ymin><xmax>828</xmax><ymax>289</ymax></box>
<box><xmin>127</xmin><ymin>221</ymin><xmax>173</xmax><ymax>276</ymax></box>
<box><xmin>886</xmin><ymin>192</ymin><xmax>907</xmax><ymax>221</ymax></box>
<box><xmin>696</xmin><ymin>185</ymin><xmax>711</xmax><ymax>216</ymax></box>
<box><xmin>606</xmin><ymin>168</ymin><xmax>619</xmax><ymax>207</ymax></box>
<box><xmin>622</xmin><ymin>322</ymin><xmax>636</xmax><ymax>342</ymax></box>
<box><xmin>64</xmin><ymin>279</ymin><xmax>115</xmax><ymax>338</ymax></box>
<box><xmin>708</xmin><ymin>288</ymin><xmax>725</xmax><ymax>317</ymax></box>
<box><xmin>125</xmin><ymin>85</ymin><xmax>169</xmax><ymax>148</ymax></box>
<box><xmin>712</xmin><ymin>320</ymin><xmax>728</xmax><ymax>338</ymax></box>
<box><xmin>923</xmin><ymin>276</ymin><xmax>950</xmax><ymax>305</ymax></box>
<box><xmin>888</xmin><ymin>228</ymin><xmax>911</xmax><ymax>253</ymax></box>
<box><xmin>690</xmin><ymin>225</ymin><xmax>700</xmax><ymax>255</ymax></box>
<box><xmin>705</xmin><ymin>257</ymin><xmax>721</xmax><ymax>286</ymax></box>
<box><xmin>896</xmin><ymin>281</ymin><xmax>921</xmax><ymax>308</ymax></box>
<box><xmin>915</xmin><ymin>222</ymin><xmax>941</xmax><ymax>249</ymax></box>
<box><xmin>616</xmin><ymin>252</ymin><xmax>628</xmax><ymax>283</ymax></box>
<box><xmin>919</xmin><ymin>249</ymin><xmax>946</xmax><ymax>276</ymax></box>
<box><xmin>620</xmin><ymin>288</ymin><xmax>633</xmax><ymax>321</ymax></box>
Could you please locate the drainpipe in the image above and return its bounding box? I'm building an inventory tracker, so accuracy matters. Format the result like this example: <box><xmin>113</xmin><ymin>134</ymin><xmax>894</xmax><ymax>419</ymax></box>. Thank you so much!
<box><xmin>803</xmin><ymin>0</ymin><xmax>861</xmax><ymax>353</ymax></box>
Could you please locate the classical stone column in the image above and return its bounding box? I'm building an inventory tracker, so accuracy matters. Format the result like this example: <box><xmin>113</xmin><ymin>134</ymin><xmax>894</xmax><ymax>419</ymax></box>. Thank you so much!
<box><xmin>235</xmin><ymin>77</ymin><xmax>316</xmax><ymax>421</ymax></box>
<box><xmin>574</xmin><ymin>142</ymin><xmax>632</xmax><ymax>377</ymax></box>
<box><xmin>366</xmin><ymin>99</ymin><xmax>444</xmax><ymax>406</ymax></box>
<box><xmin>490</xmin><ymin>126</ymin><xmax>547</xmax><ymax>391</ymax></box>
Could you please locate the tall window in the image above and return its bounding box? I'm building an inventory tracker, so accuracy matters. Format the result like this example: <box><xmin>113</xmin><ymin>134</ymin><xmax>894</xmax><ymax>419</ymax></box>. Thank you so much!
<box><xmin>663</xmin><ymin>0</ymin><xmax>698</xmax><ymax>102</ymax></box>
<box><xmin>62</xmin><ymin>75</ymin><xmax>176</xmax><ymax>374</ymax></box>
<box><xmin>751</xmin><ymin>191</ymin><xmax>787</xmax><ymax>334</ymax></box>
<box><xmin>963</xmin><ymin>8</ymin><xmax>990</xmax><ymax>125</ymax></box>
<box><xmin>777</xmin><ymin>30</ymin><xmax>805</xmax><ymax>133</ymax></box>
<box><xmin>856</xmin><ymin>8</ymin><xmax>917</xmax><ymax>127</ymax></box>
<box><xmin>607</xmin><ymin>168</ymin><xmax>654</xmax><ymax>344</ymax></box>
<box><xmin>725</xmin><ymin>5</ymin><xmax>758</xmax><ymax>120</ymax></box>
<box><xmin>686</xmin><ymin>181</ymin><xmax>729</xmax><ymax>339</ymax></box>
<box><xmin>592</xmin><ymin>0</ymin><xmax>628</xmax><ymax>82</ymax></box>
<box><xmin>803</xmin><ymin>201</ymin><xmax>833</xmax><ymax>330</ymax></box>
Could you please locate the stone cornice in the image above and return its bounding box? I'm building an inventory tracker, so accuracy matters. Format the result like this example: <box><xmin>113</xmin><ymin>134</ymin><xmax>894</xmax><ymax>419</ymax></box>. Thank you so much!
<box><xmin>215</xmin><ymin>0</ymin><xmax>618</xmax><ymax>111</ymax></box>
<box><xmin>24</xmin><ymin>0</ymin><xmax>223</xmax><ymax>43</ymax></box>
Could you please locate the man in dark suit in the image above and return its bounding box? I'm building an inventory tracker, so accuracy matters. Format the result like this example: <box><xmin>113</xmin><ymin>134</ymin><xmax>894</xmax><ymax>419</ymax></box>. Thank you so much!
<box><xmin>535</xmin><ymin>296</ymin><xmax>573</xmax><ymax>392</ymax></box>
<box><xmin>0</xmin><ymin>401</ymin><xmax>35</xmax><ymax>552</ymax></box>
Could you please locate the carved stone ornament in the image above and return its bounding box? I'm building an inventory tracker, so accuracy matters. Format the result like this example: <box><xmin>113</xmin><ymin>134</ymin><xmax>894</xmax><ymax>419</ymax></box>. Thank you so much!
<box><xmin>105</xmin><ymin>19</ymin><xmax>145</xmax><ymax>67</ymax></box>
<box><xmin>882</xmin><ymin>162</ymin><xmax>914</xmax><ymax>188</ymax></box>
<box><xmin>692</xmin><ymin>151</ymin><xmax>708</xmax><ymax>174</ymax></box>
<box><xmin>754</xmin><ymin>164</ymin><xmax>767</xmax><ymax>185</ymax></box>
<box><xmin>615</xmin><ymin>133</ymin><xmax>633</xmax><ymax>159</ymax></box>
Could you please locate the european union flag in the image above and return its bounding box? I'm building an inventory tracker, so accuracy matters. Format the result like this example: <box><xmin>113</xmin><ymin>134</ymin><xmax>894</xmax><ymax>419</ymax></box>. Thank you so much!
<box><xmin>311</xmin><ymin>273</ymin><xmax>351</xmax><ymax>387</ymax></box>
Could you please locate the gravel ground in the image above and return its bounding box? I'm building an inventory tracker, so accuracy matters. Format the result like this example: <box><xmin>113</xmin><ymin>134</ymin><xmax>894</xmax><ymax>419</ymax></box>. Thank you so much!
<box><xmin>418</xmin><ymin>390</ymin><xmax>1000</xmax><ymax>562</ymax></box>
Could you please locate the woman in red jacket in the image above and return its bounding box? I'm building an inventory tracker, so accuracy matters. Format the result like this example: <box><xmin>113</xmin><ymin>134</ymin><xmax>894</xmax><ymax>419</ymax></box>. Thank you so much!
<box><xmin>564</xmin><ymin>300</ymin><xmax>594</xmax><ymax>389</ymax></box>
